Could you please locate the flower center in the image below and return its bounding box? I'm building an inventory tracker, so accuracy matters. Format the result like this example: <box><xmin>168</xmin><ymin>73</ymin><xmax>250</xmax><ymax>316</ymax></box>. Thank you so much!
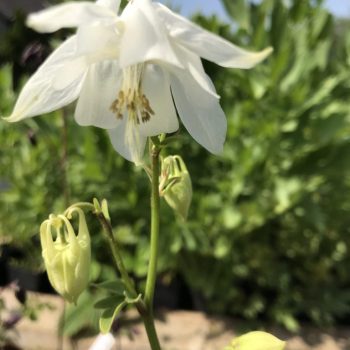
<box><xmin>110</xmin><ymin>64</ymin><xmax>154</xmax><ymax>125</ymax></box>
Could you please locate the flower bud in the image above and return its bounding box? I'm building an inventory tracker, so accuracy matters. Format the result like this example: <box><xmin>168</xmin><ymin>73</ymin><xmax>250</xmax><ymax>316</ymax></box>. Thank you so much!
<box><xmin>227</xmin><ymin>331</ymin><xmax>286</xmax><ymax>350</ymax></box>
<box><xmin>40</xmin><ymin>208</ymin><xmax>91</xmax><ymax>303</ymax></box>
<box><xmin>159</xmin><ymin>155</ymin><xmax>192</xmax><ymax>220</ymax></box>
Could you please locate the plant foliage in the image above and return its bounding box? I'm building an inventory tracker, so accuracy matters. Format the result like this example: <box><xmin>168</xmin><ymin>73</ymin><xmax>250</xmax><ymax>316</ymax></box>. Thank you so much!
<box><xmin>1</xmin><ymin>0</ymin><xmax>350</xmax><ymax>333</ymax></box>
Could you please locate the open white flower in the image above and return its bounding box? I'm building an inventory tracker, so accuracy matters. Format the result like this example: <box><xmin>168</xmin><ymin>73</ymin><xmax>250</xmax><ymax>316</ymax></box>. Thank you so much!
<box><xmin>5</xmin><ymin>0</ymin><xmax>272</xmax><ymax>163</ymax></box>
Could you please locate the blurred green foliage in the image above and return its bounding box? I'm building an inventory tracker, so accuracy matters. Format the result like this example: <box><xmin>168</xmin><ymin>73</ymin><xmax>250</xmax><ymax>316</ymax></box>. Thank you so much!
<box><xmin>1</xmin><ymin>0</ymin><xmax>350</xmax><ymax>334</ymax></box>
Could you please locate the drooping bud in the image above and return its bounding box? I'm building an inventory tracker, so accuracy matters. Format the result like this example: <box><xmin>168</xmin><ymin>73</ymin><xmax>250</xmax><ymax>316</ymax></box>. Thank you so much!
<box><xmin>40</xmin><ymin>207</ymin><xmax>91</xmax><ymax>303</ymax></box>
<box><xmin>159</xmin><ymin>155</ymin><xmax>192</xmax><ymax>221</ymax></box>
<box><xmin>225</xmin><ymin>331</ymin><xmax>286</xmax><ymax>350</ymax></box>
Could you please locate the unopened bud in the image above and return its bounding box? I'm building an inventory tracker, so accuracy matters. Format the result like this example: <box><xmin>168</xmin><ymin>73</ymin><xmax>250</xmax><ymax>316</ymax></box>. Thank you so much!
<box><xmin>227</xmin><ymin>331</ymin><xmax>286</xmax><ymax>350</ymax></box>
<box><xmin>159</xmin><ymin>155</ymin><xmax>192</xmax><ymax>220</ymax></box>
<box><xmin>40</xmin><ymin>207</ymin><xmax>91</xmax><ymax>303</ymax></box>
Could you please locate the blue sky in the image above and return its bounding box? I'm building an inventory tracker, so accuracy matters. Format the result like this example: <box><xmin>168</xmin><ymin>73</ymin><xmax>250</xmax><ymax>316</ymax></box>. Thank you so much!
<box><xmin>159</xmin><ymin>0</ymin><xmax>350</xmax><ymax>19</ymax></box>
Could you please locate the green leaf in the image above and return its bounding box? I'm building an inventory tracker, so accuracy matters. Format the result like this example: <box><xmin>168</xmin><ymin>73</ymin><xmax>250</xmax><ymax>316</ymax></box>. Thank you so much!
<box><xmin>311</xmin><ymin>8</ymin><xmax>330</xmax><ymax>40</ymax></box>
<box><xmin>99</xmin><ymin>301</ymin><xmax>127</xmax><ymax>334</ymax></box>
<box><xmin>94</xmin><ymin>295</ymin><xmax>125</xmax><ymax>310</ymax></box>
<box><xmin>277</xmin><ymin>313</ymin><xmax>300</xmax><ymax>332</ymax></box>
<box><xmin>93</xmin><ymin>280</ymin><xmax>125</xmax><ymax>294</ymax></box>
<box><xmin>60</xmin><ymin>292</ymin><xmax>97</xmax><ymax>337</ymax></box>
<box><xmin>270</xmin><ymin>0</ymin><xmax>287</xmax><ymax>52</ymax></box>
<box><xmin>222</xmin><ymin>0</ymin><xmax>250</xmax><ymax>31</ymax></box>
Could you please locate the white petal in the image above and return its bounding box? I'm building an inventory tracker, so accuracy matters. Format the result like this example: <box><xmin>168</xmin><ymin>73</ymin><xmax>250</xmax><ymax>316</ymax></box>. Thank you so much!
<box><xmin>107</xmin><ymin>119</ymin><xmax>147</xmax><ymax>164</ymax></box>
<box><xmin>119</xmin><ymin>0</ymin><xmax>181</xmax><ymax>68</ymax></box>
<box><xmin>138</xmin><ymin>64</ymin><xmax>179</xmax><ymax>137</ymax></box>
<box><xmin>172</xmin><ymin>43</ymin><xmax>219</xmax><ymax>98</ymax></box>
<box><xmin>75</xmin><ymin>60</ymin><xmax>121</xmax><ymax>129</ymax></box>
<box><xmin>27</xmin><ymin>1</ymin><xmax>116</xmax><ymax>33</ymax></box>
<box><xmin>155</xmin><ymin>3</ymin><xmax>272</xmax><ymax>69</ymax></box>
<box><xmin>96</xmin><ymin>0</ymin><xmax>120</xmax><ymax>13</ymax></box>
<box><xmin>76</xmin><ymin>22</ymin><xmax>120</xmax><ymax>61</ymax></box>
<box><xmin>5</xmin><ymin>36</ymin><xmax>87</xmax><ymax>122</ymax></box>
<box><xmin>170</xmin><ymin>68</ymin><xmax>227</xmax><ymax>154</ymax></box>
<box><xmin>53</xmin><ymin>57</ymin><xmax>88</xmax><ymax>90</ymax></box>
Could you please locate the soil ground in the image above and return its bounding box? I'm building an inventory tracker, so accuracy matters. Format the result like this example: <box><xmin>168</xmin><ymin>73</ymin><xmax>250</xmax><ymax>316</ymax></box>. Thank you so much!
<box><xmin>1</xmin><ymin>289</ymin><xmax>349</xmax><ymax>350</ymax></box>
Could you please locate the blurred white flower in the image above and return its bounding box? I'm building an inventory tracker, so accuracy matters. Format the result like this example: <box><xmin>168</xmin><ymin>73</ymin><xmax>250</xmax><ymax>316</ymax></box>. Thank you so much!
<box><xmin>5</xmin><ymin>0</ymin><xmax>272</xmax><ymax>163</ymax></box>
<box><xmin>226</xmin><ymin>331</ymin><xmax>286</xmax><ymax>350</ymax></box>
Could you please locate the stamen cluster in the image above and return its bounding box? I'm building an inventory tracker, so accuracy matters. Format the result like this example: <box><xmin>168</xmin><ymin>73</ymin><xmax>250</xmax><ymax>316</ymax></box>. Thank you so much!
<box><xmin>110</xmin><ymin>64</ymin><xmax>154</xmax><ymax>125</ymax></box>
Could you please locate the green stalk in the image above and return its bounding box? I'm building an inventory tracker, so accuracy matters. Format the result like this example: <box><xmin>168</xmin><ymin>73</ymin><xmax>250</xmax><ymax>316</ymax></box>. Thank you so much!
<box><xmin>142</xmin><ymin>140</ymin><xmax>162</xmax><ymax>350</ymax></box>
<box><xmin>141</xmin><ymin>313</ymin><xmax>161</xmax><ymax>350</ymax></box>
<box><xmin>96</xmin><ymin>212</ymin><xmax>138</xmax><ymax>299</ymax></box>
<box><xmin>97</xmin><ymin>138</ymin><xmax>162</xmax><ymax>349</ymax></box>
<box><xmin>97</xmin><ymin>202</ymin><xmax>161</xmax><ymax>349</ymax></box>
<box><xmin>60</xmin><ymin>110</ymin><xmax>70</xmax><ymax>207</ymax></box>
<box><xmin>145</xmin><ymin>141</ymin><xmax>161</xmax><ymax>310</ymax></box>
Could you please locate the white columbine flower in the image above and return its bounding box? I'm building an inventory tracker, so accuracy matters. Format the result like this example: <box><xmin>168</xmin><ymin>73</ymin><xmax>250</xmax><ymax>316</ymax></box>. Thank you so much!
<box><xmin>5</xmin><ymin>0</ymin><xmax>272</xmax><ymax>163</ymax></box>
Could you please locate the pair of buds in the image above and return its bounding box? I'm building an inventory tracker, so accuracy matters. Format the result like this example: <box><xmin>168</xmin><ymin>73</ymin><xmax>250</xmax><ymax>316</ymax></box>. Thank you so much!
<box><xmin>39</xmin><ymin>155</ymin><xmax>192</xmax><ymax>303</ymax></box>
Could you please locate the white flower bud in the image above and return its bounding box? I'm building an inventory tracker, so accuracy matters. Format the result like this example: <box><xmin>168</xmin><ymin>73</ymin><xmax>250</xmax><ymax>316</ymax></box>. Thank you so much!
<box><xmin>40</xmin><ymin>208</ymin><xmax>91</xmax><ymax>303</ymax></box>
<box><xmin>160</xmin><ymin>155</ymin><xmax>192</xmax><ymax>220</ymax></box>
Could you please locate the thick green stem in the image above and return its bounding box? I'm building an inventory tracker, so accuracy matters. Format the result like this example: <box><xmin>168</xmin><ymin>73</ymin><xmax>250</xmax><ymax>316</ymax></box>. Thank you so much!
<box><xmin>142</xmin><ymin>141</ymin><xmax>162</xmax><ymax>350</ymax></box>
<box><xmin>145</xmin><ymin>143</ymin><xmax>161</xmax><ymax>310</ymax></box>
<box><xmin>142</xmin><ymin>313</ymin><xmax>161</xmax><ymax>350</ymax></box>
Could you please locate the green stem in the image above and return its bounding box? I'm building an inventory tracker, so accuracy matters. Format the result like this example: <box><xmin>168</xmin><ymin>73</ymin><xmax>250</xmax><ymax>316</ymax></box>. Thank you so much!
<box><xmin>145</xmin><ymin>142</ymin><xmax>161</xmax><ymax>310</ymax></box>
<box><xmin>97</xmin><ymin>138</ymin><xmax>162</xmax><ymax>350</ymax></box>
<box><xmin>142</xmin><ymin>313</ymin><xmax>161</xmax><ymax>350</ymax></box>
<box><xmin>98</xmin><ymin>207</ymin><xmax>161</xmax><ymax>350</ymax></box>
<box><xmin>96</xmin><ymin>212</ymin><xmax>138</xmax><ymax>299</ymax></box>
<box><xmin>60</xmin><ymin>110</ymin><xmax>70</xmax><ymax>207</ymax></box>
<box><xmin>142</xmin><ymin>140</ymin><xmax>162</xmax><ymax>350</ymax></box>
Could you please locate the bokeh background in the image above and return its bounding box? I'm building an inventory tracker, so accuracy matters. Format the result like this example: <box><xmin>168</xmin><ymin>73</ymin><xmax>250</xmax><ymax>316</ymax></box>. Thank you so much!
<box><xmin>1</xmin><ymin>0</ymin><xmax>350</xmax><ymax>338</ymax></box>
